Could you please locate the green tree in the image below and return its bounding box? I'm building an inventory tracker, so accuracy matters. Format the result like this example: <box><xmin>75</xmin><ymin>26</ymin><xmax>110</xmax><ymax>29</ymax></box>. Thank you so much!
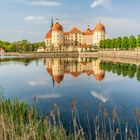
<box><xmin>116</xmin><ymin>37</ymin><xmax>122</xmax><ymax>49</ymax></box>
<box><xmin>111</xmin><ymin>38</ymin><xmax>116</xmax><ymax>49</ymax></box>
<box><xmin>106</xmin><ymin>39</ymin><xmax>111</xmax><ymax>49</ymax></box>
<box><xmin>129</xmin><ymin>35</ymin><xmax>136</xmax><ymax>49</ymax></box>
<box><xmin>137</xmin><ymin>35</ymin><xmax>140</xmax><ymax>48</ymax></box>
<box><xmin>121</xmin><ymin>36</ymin><xmax>129</xmax><ymax>50</ymax></box>
<box><xmin>99</xmin><ymin>40</ymin><xmax>104</xmax><ymax>49</ymax></box>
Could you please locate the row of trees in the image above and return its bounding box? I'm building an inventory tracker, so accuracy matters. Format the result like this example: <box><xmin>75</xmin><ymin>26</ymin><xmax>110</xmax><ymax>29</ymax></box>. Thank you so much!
<box><xmin>100</xmin><ymin>62</ymin><xmax>140</xmax><ymax>81</ymax></box>
<box><xmin>0</xmin><ymin>40</ymin><xmax>45</xmax><ymax>52</ymax></box>
<box><xmin>99</xmin><ymin>35</ymin><xmax>140</xmax><ymax>50</ymax></box>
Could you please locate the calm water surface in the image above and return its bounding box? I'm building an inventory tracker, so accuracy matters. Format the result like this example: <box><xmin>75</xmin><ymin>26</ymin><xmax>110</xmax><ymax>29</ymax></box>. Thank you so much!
<box><xmin>0</xmin><ymin>57</ymin><xmax>140</xmax><ymax>125</ymax></box>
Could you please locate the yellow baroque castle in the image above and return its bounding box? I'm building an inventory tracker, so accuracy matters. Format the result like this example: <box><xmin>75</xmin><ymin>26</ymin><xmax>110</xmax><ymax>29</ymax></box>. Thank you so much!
<box><xmin>43</xmin><ymin>19</ymin><xmax>107</xmax><ymax>52</ymax></box>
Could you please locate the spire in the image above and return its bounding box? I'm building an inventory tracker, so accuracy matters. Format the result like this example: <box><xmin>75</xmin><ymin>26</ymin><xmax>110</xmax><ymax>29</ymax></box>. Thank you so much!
<box><xmin>51</xmin><ymin>18</ymin><xmax>53</xmax><ymax>30</ymax></box>
<box><xmin>53</xmin><ymin>78</ymin><xmax>55</xmax><ymax>88</ymax></box>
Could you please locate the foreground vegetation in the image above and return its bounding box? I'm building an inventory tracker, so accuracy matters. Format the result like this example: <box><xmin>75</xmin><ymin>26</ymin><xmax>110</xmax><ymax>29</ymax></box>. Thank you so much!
<box><xmin>0</xmin><ymin>40</ymin><xmax>45</xmax><ymax>52</ymax></box>
<box><xmin>0</xmin><ymin>95</ymin><xmax>140</xmax><ymax>140</ymax></box>
<box><xmin>100</xmin><ymin>35</ymin><xmax>140</xmax><ymax>50</ymax></box>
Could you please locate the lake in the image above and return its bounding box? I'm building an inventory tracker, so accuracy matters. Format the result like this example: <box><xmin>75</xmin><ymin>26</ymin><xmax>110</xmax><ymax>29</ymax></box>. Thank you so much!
<box><xmin>0</xmin><ymin>56</ymin><xmax>140</xmax><ymax>132</ymax></box>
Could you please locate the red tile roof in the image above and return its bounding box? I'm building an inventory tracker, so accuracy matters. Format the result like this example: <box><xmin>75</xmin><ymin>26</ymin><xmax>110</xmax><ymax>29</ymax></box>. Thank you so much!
<box><xmin>52</xmin><ymin>22</ymin><xmax>63</xmax><ymax>32</ymax></box>
<box><xmin>64</xmin><ymin>32</ymin><xmax>69</xmax><ymax>35</ymax></box>
<box><xmin>70</xmin><ymin>27</ymin><xmax>83</xmax><ymax>34</ymax></box>
<box><xmin>94</xmin><ymin>23</ymin><xmax>105</xmax><ymax>32</ymax></box>
<box><xmin>45</xmin><ymin>30</ymin><xmax>52</xmax><ymax>39</ymax></box>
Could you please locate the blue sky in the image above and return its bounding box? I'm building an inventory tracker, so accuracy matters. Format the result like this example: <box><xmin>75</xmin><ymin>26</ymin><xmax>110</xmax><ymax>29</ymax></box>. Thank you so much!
<box><xmin>0</xmin><ymin>0</ymin><xmax>140</xmax><ymax>42</ymax></box>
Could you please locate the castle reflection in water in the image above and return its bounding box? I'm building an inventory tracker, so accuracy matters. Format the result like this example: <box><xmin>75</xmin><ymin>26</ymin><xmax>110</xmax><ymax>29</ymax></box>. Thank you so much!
<box><xmin>44</xmin><ymin>58</ymin><xmax>105</xmax><ymax>84</ymax></box>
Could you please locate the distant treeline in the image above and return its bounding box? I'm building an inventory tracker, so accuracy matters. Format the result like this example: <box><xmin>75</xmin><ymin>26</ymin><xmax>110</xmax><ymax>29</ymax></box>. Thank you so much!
<box><xmin>99</xmin><ymin>35</ymin><xmax>140</xmax><ymax>50</ymax></box>
<box><xmin>100</xmin><ymin>61</ymin><xmax>140</xmax><ymax>81</ymax></box>
<box><xmin>0</xmin><ymin>40</ymin><xmax>45</xmax><ymax>52</ymax></box>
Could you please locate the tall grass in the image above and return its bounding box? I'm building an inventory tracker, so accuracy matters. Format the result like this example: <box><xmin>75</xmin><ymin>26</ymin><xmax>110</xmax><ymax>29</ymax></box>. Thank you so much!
<box><xmin>0</xmin><ymin>95</ymin><xmax>140</xmax><ymax>140</ymax></box>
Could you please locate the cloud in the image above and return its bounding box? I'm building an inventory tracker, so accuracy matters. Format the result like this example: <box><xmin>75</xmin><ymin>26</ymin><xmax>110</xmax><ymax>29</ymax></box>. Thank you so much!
<box><xmin>16</xmin><ymin>0</ymin><xmax>62</xmax><ymax>7</ymax></box>
<box><xmin>24</xmin><ymin>16</ymin><xmax>48</xmax><ymax>24</ymax></box>
<box><xmin>28</xmin><ymin>80</ymin><xmax>46</xmax><ymax>87</ymax></box>
<box><xmin>38</xmin><ymin>93</ymin><xmax>60</xmax><ymax>99</ymax></box>
<box><xmin>91</xmin><ymin>0</ymin><xmax>112</xmax><ymax>10</ymax></box>
<box><xmin>30</xmin><ymin>1</ymin><xmax>62</xmax><ymax>7</ymax></box>
<box><xmin>91</xmin><ymin>91</ymin><xmax>109</xmax><ymax>103</ymax></box>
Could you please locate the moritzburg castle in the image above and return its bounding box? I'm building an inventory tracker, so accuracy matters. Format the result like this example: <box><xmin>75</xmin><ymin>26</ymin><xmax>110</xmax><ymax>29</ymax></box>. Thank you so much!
<box><xmin>40</xmin><ymin>19</ymin><xmax>107</xmax><ymax>52</ymax></box>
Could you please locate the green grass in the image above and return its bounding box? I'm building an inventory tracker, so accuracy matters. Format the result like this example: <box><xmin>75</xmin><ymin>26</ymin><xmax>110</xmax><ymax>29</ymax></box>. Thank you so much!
<box><xmin>0</xmin><ymin>97</ymin><xmax>72</xmax><ymax>140</ymax></box>
<box><xmin>0</xmin><ymin>96</ymin><xmax>140</xmax><ymax>140</ymax></box>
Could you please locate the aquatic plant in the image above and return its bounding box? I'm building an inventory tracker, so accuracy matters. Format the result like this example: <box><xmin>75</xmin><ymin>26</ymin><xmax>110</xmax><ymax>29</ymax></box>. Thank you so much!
<box><xmin>0</xmin><ymin>95</ymin><xmax>140</xmax><ymax>140</ymax></box>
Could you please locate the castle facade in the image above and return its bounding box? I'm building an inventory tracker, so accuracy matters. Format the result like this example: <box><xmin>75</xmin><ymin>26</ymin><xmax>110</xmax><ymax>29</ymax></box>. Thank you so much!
<box><xmin>43</xmin><ymin>20</ymin><xmax>107</xmax><ymax>52</ymax></box>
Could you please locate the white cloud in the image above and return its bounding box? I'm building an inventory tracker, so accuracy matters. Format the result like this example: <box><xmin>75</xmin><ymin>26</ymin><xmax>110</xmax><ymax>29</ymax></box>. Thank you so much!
<box><xmin>91</xmin><ymin>0</ymin><xmax>112</xmax><ymax>10</ymax></box>
<box><xmin>38</xmin><ymin>93</ymin><xmax>60</xmax><ymax>99</ymax></box>
<box><xmin>25</xmin><ymin>16</ymin><xmax>45</xmax><ymax>21</ymax></box>
<box><xmin>16</xmin><ymin>0</ymin><xmax>62</xmax><ymax>7</ymax></box>
<box><xmin>30</xmin><ymin>1</ymin><xmax>62</xmax><ymax>7</ymax></box>
<box><xmin>24</xmin><ymin>16</ymin><xmax>48</xmax><ymax>24</ymax></box>
<box><xmin>91</xmin><ymin>91</ymin><xmax>109</xmax><ymax>103</ymax></box>
<box><xmin>28</xmin><ymin>80</ymin><xmax>46</xmax><ymax>87</ymax></box>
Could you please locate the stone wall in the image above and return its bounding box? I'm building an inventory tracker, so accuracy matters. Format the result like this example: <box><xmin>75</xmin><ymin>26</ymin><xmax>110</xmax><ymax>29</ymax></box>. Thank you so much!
<box><xmin>80</xmin><ymin>52</ymin><xmax>98</xmax><ymax>58</ymax></box>
<box><xmin>98</xmin><ymin>50</ymin><xmax>140</xmax><ymax>59</ymax></box>
<box><xmin>80</xmin><ymin>50</ymin><xmax>140</xmax><ymax>59</ymax></box>
<box><xmin>0</xmin><ymin>52</ymin><xmax>79</xmax><ymax>58</ymax></box>
<box><xmin>79</xmin><ymin>51</ymin><xmax>140</xmax><ymax>65</ymax></box>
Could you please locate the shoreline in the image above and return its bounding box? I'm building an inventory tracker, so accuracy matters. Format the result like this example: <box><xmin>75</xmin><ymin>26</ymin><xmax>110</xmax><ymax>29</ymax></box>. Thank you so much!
<box><xmin>1</xmin><ymin>50</ymin><xmax>140</xmax><ymax>61</ymax></box>
<box><xmin>80</xmin><ymin>50</ymin><xmax>140</xmax><ymax>65</ymax></box>
<box><xmin>0</xmin><ymin>52</ymin><xmax>79</xmax><ymax>58</ymax></box>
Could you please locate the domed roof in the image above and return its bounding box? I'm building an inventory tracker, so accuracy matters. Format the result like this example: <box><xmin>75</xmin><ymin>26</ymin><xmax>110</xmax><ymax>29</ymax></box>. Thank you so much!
<box><xmin>46</xmin><ymin>68</ymin><xmax>52</xmax><ymax>75</ymax></box>
<box><xmin>95</xmin><ymin>73</ymin><xmax>105</xmax><ymax>81</ymax></box>
<box><xmin>94</xmin><ymin>23</ymin><xmax>105</xmax><ymax>32</ymax></box>
<box><xmin>45</xmin><ymin>30</ymin><xmax>52</xmax><ymax>39</ymax></box>
<box><xmin>53</xmin><ymin>75</ymin><xmax>64</xmax><ymax>84</ymax></box>
<box><xmin>71</xmin><ymin>72</ymin><xmax>81</xmax><ymax>78</ymax></box>
<box><xmin>52</xmin><ymin>22</ymin><xmax>63</xmax><ymax>32</ymax></box>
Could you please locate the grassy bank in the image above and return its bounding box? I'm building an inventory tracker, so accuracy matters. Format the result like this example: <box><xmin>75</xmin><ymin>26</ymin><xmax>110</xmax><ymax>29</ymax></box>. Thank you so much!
<box><xmin>0</xmin><ymin>96</ymin><xmax>86</xmax><ymax>140</ymax></box>
<box><xmin>0</xmin><ymin>96</ymin><xmax>140</xmax><ymax>140</ymax></box>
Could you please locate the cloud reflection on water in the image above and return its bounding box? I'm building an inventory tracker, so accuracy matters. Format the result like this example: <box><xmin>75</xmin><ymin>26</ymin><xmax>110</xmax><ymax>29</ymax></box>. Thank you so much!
<box><xmin>91</xmin><ymin>91</ymin><xmax>109</xmax><ymax>103</ymax></box>
<box><xmin>38</xmin><ymin>93</ymin><xmax>61</xmax><ymax>99</ymax></box>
